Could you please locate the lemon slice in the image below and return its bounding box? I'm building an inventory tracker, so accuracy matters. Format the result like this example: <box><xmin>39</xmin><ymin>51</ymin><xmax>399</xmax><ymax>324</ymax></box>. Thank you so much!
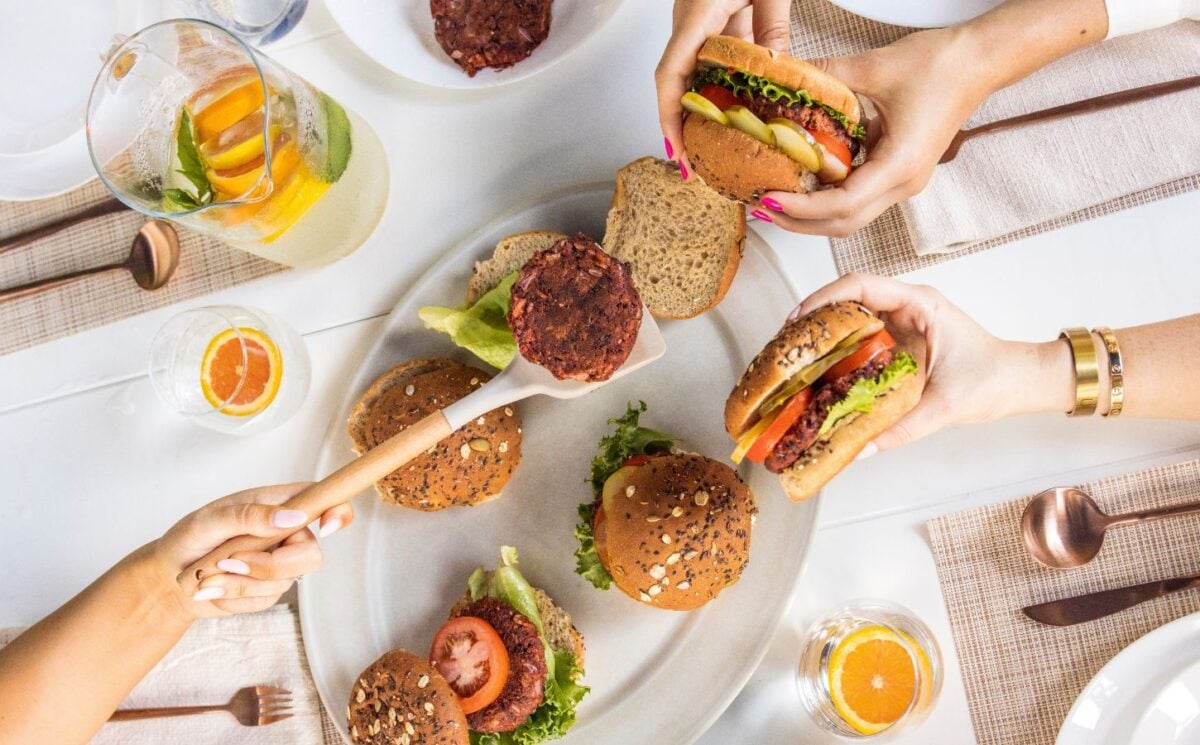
<box><xmin>199</xmin><ymin>327</ymin><xmax>283</xmax><ymax>417</ymax></box>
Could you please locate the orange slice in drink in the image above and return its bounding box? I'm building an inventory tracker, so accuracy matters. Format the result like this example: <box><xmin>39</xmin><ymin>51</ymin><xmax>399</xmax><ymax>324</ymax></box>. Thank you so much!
<box><xmin>217</xmin><ymin>139</ymin><xmax>302</xmax><ymax>227</ymax></box>
<box><xmin>255</xmin><ymin>169</ymin><xmax>331</xmax><ymax>242</ymax></box>
<box><xmin>193</xmin><ymin>78</ymin><xmax>269</xmax><ymax>143</ymax></box>
<box><xmin>199</xmin><ymin>327</ymin><xmax>283</xmax><ymax>417</ymax></box>
<box><xmin>207</xmin><ymin>152</ymin><xmax>267</xmax><ymax>199</ymax></box>
<box><xmin>199</xmin><ymin>110</ymin><xmax>280</xmax><ymax>171</ymax></box>
<box><xmin>828</xmin><ymin>626</ymin><xmax>928</xmax><ymax>735</ymax></box>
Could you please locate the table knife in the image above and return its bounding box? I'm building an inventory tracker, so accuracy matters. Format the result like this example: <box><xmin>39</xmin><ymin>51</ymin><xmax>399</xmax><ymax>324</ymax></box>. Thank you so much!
<box><xmin>1022</xmin><ymin>573</ymin><xmax>1200</xmax><ymax>626</ymax></box>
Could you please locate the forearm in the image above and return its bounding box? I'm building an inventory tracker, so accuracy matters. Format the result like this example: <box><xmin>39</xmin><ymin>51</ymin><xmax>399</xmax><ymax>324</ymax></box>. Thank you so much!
<box><xmin>0</xmin><ymin>545</ymin><xmax>191</xmax><ymax>744</ymax></box>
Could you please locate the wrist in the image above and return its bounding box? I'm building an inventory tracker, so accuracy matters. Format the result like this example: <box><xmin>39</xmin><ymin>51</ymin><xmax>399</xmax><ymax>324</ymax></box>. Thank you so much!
<box><xmin>119</xmin><ymin>543</ymin><xmax>198</xmax><ymax>631</ymax></box>
<box><xmin>1002</xmin><ymin>339</ymin><xmax>1077</xmax><ymax>417</ymax></box>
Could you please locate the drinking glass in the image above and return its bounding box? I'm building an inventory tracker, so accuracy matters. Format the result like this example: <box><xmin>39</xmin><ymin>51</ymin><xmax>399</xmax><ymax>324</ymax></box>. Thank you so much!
<box><xmin>797</xmin><ymin>600</ymin><xmax>942</xmax><ymax>739</ymax></box>
<box><xmin>86</xmin><ymin>19</ymin><xmax>388</xmax><ymax>268</ymax></box>
<box><xmin>178</xmin><ymin>0</ymin><xmax>309</xmax><ymax>45</ymax></box>
<box><xmin>149</xmin><ymin>305</ymin><xmax>310</xmax><ymax>434</ymax></box>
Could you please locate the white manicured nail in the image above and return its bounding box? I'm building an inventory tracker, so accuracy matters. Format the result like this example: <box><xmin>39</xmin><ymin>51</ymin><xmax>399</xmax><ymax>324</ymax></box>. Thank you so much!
<box><xmin>273</xmin><ymin>510</ymin><xmax>308</xmax><ymax>529</ymax></box>
<box><xmin>217</xmin><ymin>559</ymin><xmax>250</xmax><ymax>575</ymax></box>
<box><xmin>319</xmin><ymin>518</ymin><xmax>343</xmax><ymax>538</ymax></box>
<box><xmin>855</xmin><ymin>442</ymin><xmax>879</xmax><ymax>460</ymax></box>
<box><xmin>193</xmin><ymin>587</ymin><xmax>226</xmax><ymax>602</ymax></box>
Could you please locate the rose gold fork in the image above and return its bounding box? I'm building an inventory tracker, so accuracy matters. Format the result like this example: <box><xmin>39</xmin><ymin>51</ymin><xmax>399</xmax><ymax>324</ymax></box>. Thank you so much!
<box><xmin>108</xmin><ymin>685</ymin><xmax>293</xmax><ymax>726</ymax></box>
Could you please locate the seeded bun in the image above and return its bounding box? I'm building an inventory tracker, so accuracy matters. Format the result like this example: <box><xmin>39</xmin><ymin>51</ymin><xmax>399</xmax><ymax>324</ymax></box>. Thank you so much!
<box><xmin>777</xmin><ymin>372</ymin><xmax>920</xmax><ymax>502</ymax></box>
<box><xmin>601</xmin><ymin>453</ymin><xmax>756</xmax><ymax>611</ymax></box>
<box><xmin>683</xmin><ymin>115</ymin><xmax>818</xmax><ymax>203</ymax></box>
<box><xmin>725</xmin><ymin>302</ymin><xmax>883</xmax><ymax>439</ymax></box>
<box><xmin>447</xmin><ymin>587</ymin><xmax>586</xmax><ymax>668</ymax></box>
<box><xmin>347</xmin><ymin>649</ymin><xmax>468</xmax><ymax>745</ymax></box>
<box><xmin>348</xmin><ymin>358</ymin><xmax>522</xmax><ymax>511</ymax></box>
<box><xmin>697</xmin><ymin>35</ymin><xmax>861</xmax><ymax>127</ymax></box>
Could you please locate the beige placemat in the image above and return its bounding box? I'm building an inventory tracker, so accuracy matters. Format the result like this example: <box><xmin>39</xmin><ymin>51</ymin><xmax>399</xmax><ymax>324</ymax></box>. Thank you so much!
<box><xmin>0</xmin><ymin>180</ymin><xmax>286</xmax><ymax>356</ymax></box>
<box><xmin>927</xmin><ymin>458</ymin><xmax>1200</xmax><ymax>745</ymax></box>
<box><xmin>788</xmin><ymin>0</ymin><xmax>1200</xmax><ymax>276</ymax></box>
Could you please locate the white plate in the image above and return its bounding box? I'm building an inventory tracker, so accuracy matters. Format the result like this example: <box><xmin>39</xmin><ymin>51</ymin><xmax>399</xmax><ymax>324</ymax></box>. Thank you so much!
<box><xmin>825</xmin><ymin>0</ymin><xmax>1002</xmax><ymax>29</ymax></box>
<box><xmin>324</xmin><ymin>0</ymin><xmax>626</xmax><ymax>89</ymax></box>
<box><xmin>1058</xmin><ymin>612</ymin><xmax>1200</xmax><ymax>744</ymax></box>
<box><xmin>299</xmin><ymin>182</ymin><xmax>818</xmax><ymax>744</ymax></box>
<box><xmin>1133</xmin><ymin>658</ymin><xmax>1200</xmax><ymax>742</ymax></box>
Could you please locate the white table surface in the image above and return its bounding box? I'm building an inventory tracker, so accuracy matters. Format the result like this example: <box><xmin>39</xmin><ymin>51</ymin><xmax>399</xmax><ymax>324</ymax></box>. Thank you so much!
<box><xmin>3</xmin><ymin>2</ymin><xmax>1200</xmax><ymax>743</ymax></box>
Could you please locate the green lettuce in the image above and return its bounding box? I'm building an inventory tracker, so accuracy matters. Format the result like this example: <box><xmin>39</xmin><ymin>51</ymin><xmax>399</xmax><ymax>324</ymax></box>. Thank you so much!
<box><xmin>467</xmin><ymin>547</ymin><xmax>589</xmax><ymax>745</ymax></box>
<box><xmin>573</xmin><ymin>402</ymin><xmax>677</xmax><ymax>590</ymax></box>
<box><xmin>693</xmin><ymin>67</ymin><xmax>867</xmax><ymax>142</ymax></box>
<box><xmin>418</xmin><ymin>272</ymin><xmax>518</xmax><ymax>369</ymax></box>
<box><xmin>818</xmin><ymin>351</ymin><xmax>917</xmax><ymax>438</ymax></box>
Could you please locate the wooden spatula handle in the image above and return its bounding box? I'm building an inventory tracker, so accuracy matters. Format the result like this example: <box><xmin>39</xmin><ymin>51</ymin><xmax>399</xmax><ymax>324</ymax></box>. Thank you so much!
<box><xmin>178</xmin><ymin>411</ymin><xmax>453</xmax><ymax>590</ymax></box>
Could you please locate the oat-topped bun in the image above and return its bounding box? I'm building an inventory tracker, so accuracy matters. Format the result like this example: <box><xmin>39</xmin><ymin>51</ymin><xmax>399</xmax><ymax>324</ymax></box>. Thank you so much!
<box><xmin>348</xmin><ymin>649</ymin><xmax>468</xmax><ymax>745</ymax></box>
<box><xmin>599</xmin><ymin>453</ymin><xmax>756</xmax><ymax>611</ymax></box>
<box><xmin>348</xmin><ymin>358</ymin><xmax>522</xmax><ymax>511</ymax></box>
<box><xmin>725</xmin><ymin>301</ymin><xmax>882</xmax><ymax>439</ymax></box>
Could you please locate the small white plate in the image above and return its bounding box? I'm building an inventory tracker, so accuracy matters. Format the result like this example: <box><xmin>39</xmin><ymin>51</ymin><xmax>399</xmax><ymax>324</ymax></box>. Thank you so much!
<box><xmin>1058</xmin><ymin>613</ymin><xmax>1200</xmax><ymax>744</ymax></box>
<box><xmin>825</xmin><ymin>0</ymin><xmax>1002</xmax><ymax>29</ymax></box>
<box><xmin>324</xmin><ymin>0</ymin><xmax>626</xmax><ymax>89</ymax></box>
<box><xmin>1133</xmin><ymin>658</ymin><xmax>1200</xmax><ymax>742</ymax></box>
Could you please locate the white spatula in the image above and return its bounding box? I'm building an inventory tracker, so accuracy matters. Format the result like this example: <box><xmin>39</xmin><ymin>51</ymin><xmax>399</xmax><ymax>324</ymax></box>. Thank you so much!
<box><xmin>181</xmin><ymin>310</ymin><xmax>666</xmax><ymax>588</ymax></box>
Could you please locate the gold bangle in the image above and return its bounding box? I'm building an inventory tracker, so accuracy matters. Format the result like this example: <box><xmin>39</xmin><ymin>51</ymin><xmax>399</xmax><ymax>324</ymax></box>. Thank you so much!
<box><xmin>1093</xmin><ymin>327</ymin><xmax>1124</xmax><ymax>417</ymax></box>
<box><xmin>1060</xmin><ymin>327</ymin><xmax>1099</xmax><ymax>416</ymax></box>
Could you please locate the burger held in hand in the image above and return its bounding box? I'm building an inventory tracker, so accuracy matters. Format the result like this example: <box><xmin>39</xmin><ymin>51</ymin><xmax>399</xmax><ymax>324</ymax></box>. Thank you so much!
<box><xmin>680</xmin><ymin>35</ymin><xmax>866</xmax><ymax>203</ymax></box>
<box><xmin>726</xmin><ymin>302</ymin><xmax>921</xmax><ymax>502</ymax></box>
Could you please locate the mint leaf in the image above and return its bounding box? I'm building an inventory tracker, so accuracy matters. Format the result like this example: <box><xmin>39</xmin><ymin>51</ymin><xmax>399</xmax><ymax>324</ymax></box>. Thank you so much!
<box><xmin>573</xmin><ymin>503</ymin><xmax>613</xmax><ymax>590</ymax></box>
<box><xmin>174</xmin><ymin>109</ymin><xmax>212</xmax><ymax>200</ymax></box>
<box><xmin>818</xmin><ymin>351</ymin><xmax>918</xmax><ymax>438</ymax></box>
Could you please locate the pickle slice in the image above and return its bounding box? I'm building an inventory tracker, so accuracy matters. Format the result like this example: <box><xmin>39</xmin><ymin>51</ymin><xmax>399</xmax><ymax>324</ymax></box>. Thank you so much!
<box><xmin>766</xmin><ymin>118</ymin><xmax>823</xmax><ymax>173</ymax></box>
<box><xmin>725</xmin><ymin>106</ymin><xmax>774</xmax><ymax>146</ymax></box>
<box><xmin>680</xmin><ymin>91</ymin><xmax>730</xmax><ymax>125</ymax></box>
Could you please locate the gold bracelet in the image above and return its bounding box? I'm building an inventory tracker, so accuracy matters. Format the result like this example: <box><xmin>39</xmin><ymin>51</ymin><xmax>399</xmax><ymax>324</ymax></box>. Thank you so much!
<box><xmin>1060</xmin><ymin>327</ymin><xmax>1099</xmax><ymax>416</ymax></box>
<box><xmin>1093</xmin><ymin>327</ymin><xmax>1124</xmax><ymax>417</ymax></box>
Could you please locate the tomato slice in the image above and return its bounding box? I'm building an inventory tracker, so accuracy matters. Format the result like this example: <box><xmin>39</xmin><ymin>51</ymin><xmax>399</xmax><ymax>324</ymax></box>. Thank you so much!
<box><xmin>621</xmin><ymin>453</ymin><xmax>667</xmax><ymax>469</ymax></box>
<box><xmin>808</xmin><ymin>129</ymin><xmax>853</xmax><ymax>169</ymax></box>
<box><xmin>745</xmin><ymin>388</ymin><xmax>814</xmax><ymax>463</ymax></box>
<box><xmin>821</xmin><ymin>330</ymin><xmax>896</xmax><ymax>382</ymax></box>
<box><xmin>429</xmin><ymin>617</ymin><xmax>510</xmax><ymax>714</ymax></box>
<box><xmin>697</xmin><ymin>84</ymin><xmax>741</xmax><ymax>112</ymax></box>
<box><xmin>592</xmin><ymin>504</ymin><xmax>611</xmax><ymax>569</ymax></box>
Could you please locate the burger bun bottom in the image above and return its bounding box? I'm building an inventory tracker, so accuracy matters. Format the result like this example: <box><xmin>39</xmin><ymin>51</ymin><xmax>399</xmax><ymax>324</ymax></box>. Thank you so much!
<box><xmin>682</xmin><ymin>115</ymin><xmax>818</xmax><ymax>204</ymax></box>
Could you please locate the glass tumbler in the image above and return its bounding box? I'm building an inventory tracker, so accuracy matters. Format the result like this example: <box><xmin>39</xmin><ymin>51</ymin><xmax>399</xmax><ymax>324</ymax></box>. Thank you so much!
<box><xmin>178</xmin><ymin>0</ymin><xmax>310</xmax><ymax>45</ymax></box>
<box><xmin>149</xmin><ymin>305</ymin><xmax>310</xmax><ymax>434</ymax></box>
<box><xmin>87</xmin><ymin>19</ymin><xmax>388</xmax><ymax>268</ymax></box>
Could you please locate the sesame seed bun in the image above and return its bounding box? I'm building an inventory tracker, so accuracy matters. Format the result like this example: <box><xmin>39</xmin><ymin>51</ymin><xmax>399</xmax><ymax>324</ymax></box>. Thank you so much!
<box><xmin>725</xmin><ymin>302</ymin><xmax>883</xmax><ymax>439</ymax></box>
<box><xmin>697</xmin><ymin>35</ymin><xmax>861</xmax><ymax>126</ymax></box>
<box><xmin>683</xmin><ymin>115</ymin><xmax>819</xmax><ymax>204</ymax></box>
<box><xmin>347</xmin><ymin>649</ymin><xmax>468</xmax><ymax>745</ymax></box>
<box><xmin>348</xmin><ymin>358</ymin><xmax>522</xmax><ymax>511</ymax></box>
<box><xmin>600</xmin><ymin>453</ymin><xmax>756</xmax><ymax>611</ymax></box>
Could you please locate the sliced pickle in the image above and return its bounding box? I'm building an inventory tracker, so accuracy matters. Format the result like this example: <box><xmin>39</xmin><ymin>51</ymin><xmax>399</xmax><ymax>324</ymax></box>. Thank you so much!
<box><xmin>600</xmin><ymin>465</ymin><xmax>639</xmax><ymax>516</ymax></box>
<box><xmin>725</xmin><ymin>106</ymin><xmax>775</xmax><ymax>146</ymax></box>
<box><xmin>680</xmin><ymin>91</ymin><xmax>730</xmax><ymax>126</ymax></box>
<box><xmin>757</xmin><ymin>323</ymin><xmax>883</xmax><ymax>417</ymax></box>
<box><xmin>766</xmin><ymin>118</ymin><xmax>823</xmax><ymax>173</ymax></box>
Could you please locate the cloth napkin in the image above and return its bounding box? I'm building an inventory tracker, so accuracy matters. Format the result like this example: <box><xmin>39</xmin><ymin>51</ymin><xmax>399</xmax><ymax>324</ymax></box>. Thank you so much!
<box><xmin>904</xmin><ymin>21</ymin><xmax>1200</xmax><ymax>254</ymax></box>
<box><xmin>1</xmin><ymin>605</ymin><xmax>339</xmax><ymax>744</ymax></box>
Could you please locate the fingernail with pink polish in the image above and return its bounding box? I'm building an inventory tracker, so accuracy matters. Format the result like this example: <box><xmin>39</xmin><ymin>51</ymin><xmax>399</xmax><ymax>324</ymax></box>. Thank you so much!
<box><xmin>761</xmin><ymin>197</ymin><xmax>783</xmax><ymax>212</ymax></box>
<box><xmin>664</xmin><ymin>137</ymin><xmax>674</xmax><ymax>160</ymax></box>
<box><xmin>855</xmin><ymin>442</ymin><xmax>879</xmax><ymax>460</ymax></box>
<box><xmin>319</xmin><ymin>518</ymin><xmax>343</xmax><ymax>538</ymax></box>
<box><xmin>216</xmin><ymin>559</ymin><xmax>250</xmax><ymax>576</ymax></box>
<box><xmin>273</xmin><ymin>509</ymin><xmax>308</xmax><ymax>529</ymax></box>
<box><xmin>679</xmin><ymin>161</ymin><xmax>689</xmax><ymax>180</ymax></box>
<box><xmin>193</xmin><ymin>587</ymin><xmax>225</xmax><ymax>602</ymax></box>
<box><xmin>750</xmin><ymin>210</ymin><xmax>773</xmax><ymax>223</ymax></box>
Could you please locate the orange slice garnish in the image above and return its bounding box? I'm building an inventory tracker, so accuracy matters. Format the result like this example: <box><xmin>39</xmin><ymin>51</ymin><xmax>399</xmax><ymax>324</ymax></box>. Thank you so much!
<box><xmin>828</xmin><ymin>626</ymin><xmax>928</xmax><ymax>735</ymax></box>
<box><xmin>199</xmin><ymin>327</ymin><xmax>282</xmax><ymax>417</ymax></box>
<box><xmin>192</xmin><ymin>77</ymin><xmax>270</xmax><ymax>143</ymax></box>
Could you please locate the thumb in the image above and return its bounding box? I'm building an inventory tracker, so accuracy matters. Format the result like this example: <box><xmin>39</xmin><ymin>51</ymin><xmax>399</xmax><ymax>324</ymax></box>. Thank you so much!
<box><xmin>752</xmin><ymin>0</ymin><xmax>793</xmax><ymax>54</ymax></box>
<box><xmin>808</xmin><ymin>52</ymin><xmax>873</xmax><ymax>93</ymax></box>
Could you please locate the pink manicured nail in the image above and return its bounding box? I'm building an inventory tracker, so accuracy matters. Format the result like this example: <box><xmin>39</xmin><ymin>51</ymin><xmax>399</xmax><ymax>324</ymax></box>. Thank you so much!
<box><xmin>319</xmin><ymin>518</ymin><xmax>343</xmax><ymax>538</ymax></box>
<box><xmin>750</xmin><ymin>209</ymin><xmax>773</xmax><ymax>223</ymax></box>
<box><xmin>761</xmin><ymin>197</ymin><xmax>783</xmax><ymax>212</ymax></box>
<box><xmin>217</xmin><ymin>559</ymin><xmax>251</xmax><ymax>575</ymax></box>
<box><xmin>193</xmin><ymin>587</ymin><xmax>225</xmax><ymax>602</ymax></box>
<box><xmin>679</xmin><ymin>161</ymin><xmax>689</xmax><ymax>180</ymax></box>
<box><xmin>855</xmin><ymin>442</ymin><xmax>879</xmax><ymax>460</ymax></box>
<box><xmin>273</xmin><ymin>509</ymin><xmax>308</xmax><ymax>529</ymax></box>
<box><xmin>664</xmin><ymin>137</ymin><xmax>674</xmax><ymax>160</ymax></box>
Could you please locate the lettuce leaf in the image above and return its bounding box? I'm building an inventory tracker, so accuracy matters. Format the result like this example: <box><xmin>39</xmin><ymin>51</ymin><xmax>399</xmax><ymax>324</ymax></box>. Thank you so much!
<box><xmin>573</xmin><ymin>503</ymin><xmax>612</xmax><ymax>590</ymax></box>
<box><xmin>468</xmin><ymin>545</ymin><xmax>543</xmax><ymax>638</ymax></box>
<box><xmin>692</xmin><ymin>67</ymin><xmax>867</xmax><ymax>142</ymax></box>
<box><xmin>418</xmin><ymin>272</ymin><xmax>518</xmax><ymax>369</ymax></box>
<box><xmin>817</xmin><ymin>351</ymin><xmax>918</xmax><ymax>438</ymax></box>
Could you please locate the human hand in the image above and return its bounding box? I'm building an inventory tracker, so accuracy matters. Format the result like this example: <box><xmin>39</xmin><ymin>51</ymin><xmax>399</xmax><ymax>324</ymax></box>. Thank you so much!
<box><xmin>147</xmin><ymin>484</ymin><xmax>354</xmax><ymax>618</ymax></box>
<box><xmin>656</xmin><ymin>0</ymin><xmax>793</xmax><ymax>178</ymax></box>
<box><xmin>792</xmin><ymin>273</ymin><xmax>1069</xmax><ymax>453</ymax></box>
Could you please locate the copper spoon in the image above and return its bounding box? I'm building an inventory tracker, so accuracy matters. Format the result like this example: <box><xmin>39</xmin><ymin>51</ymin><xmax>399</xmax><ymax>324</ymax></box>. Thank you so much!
<box><xmin>1021</xmin><ymin>486</ymin><xmax>1200</xmax><ymax>569</ymax></box>
<box><xmin>0</xmin><ymin>220</ymin><xmax>179</xmax><ymax>303</ymax></box>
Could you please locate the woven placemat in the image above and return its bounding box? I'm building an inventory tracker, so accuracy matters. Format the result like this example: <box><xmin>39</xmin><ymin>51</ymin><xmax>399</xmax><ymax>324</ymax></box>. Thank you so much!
<box><xmin>927</xmin><ymin>458</ymin><xmax>1200</xmax><ymax>745</ymax></box>
<box><xmin>0</xmin><ymin>180</ymin><xmax>285</xmax><ymax>356</ymax></box>
<box><xmin>788</xmin><ymin>0</ymin><xmax>1200</xmax><ymax>276</ymax></box>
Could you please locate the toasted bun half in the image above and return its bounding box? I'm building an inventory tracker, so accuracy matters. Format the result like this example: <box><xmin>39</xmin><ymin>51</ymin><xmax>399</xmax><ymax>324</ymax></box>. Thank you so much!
<box><xmin>725</xmin><ymin>301</ymin><xmax>883</xmax><ymax>439</ymax></box>
<box><xmin>467</xmin><ymin>230</ymin><xmax>567</xmax><ymax>304</ymax></box>
<box><xmin>601</xmin><ymin>453</ymin><xmax>756</xmax><ymax>611</ymax></box>
<box><xmin>697</xmin><ymin>35</ymin><xmax>861</xmax><ymax>126</ymax></box>
<box><xmin>348</xmin><ymin>358</ymin><xmax>522</xmax><ymax>511</ymax></box>
<box><xmin>448</xmin><ymin>587</ymin><xmax>586</xmax><ymax>668</ymax></box>
<box><xmin>348</xmin><ymin>649</ymin><xmax>468</xmax><ymax>745</ymax></box>
<box><xmin>777</xmin><ymin>371</ymin><xmax>921</xmax><ymax>502</ymax></box>
<box><xmin>683</xmin><ymin>115</ymin><xmax>818</xmax><ymax>204</ymax></box>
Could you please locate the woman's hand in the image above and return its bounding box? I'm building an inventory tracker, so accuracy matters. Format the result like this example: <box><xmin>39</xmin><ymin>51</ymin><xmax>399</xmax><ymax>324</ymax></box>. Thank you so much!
<box><xmin>792</xmin><ymin>273</ymin><xmax>1072</xmax><ymax>454</ymax></box>
<box><xmin>656</xmin><ymin>0</ymin><xmax>793</xmax><ymax>178</ymax></box>
<box><xmin>149</xmin><ymin>484</ymin><xmax>354</xmax><ymax>618</ymax></box>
